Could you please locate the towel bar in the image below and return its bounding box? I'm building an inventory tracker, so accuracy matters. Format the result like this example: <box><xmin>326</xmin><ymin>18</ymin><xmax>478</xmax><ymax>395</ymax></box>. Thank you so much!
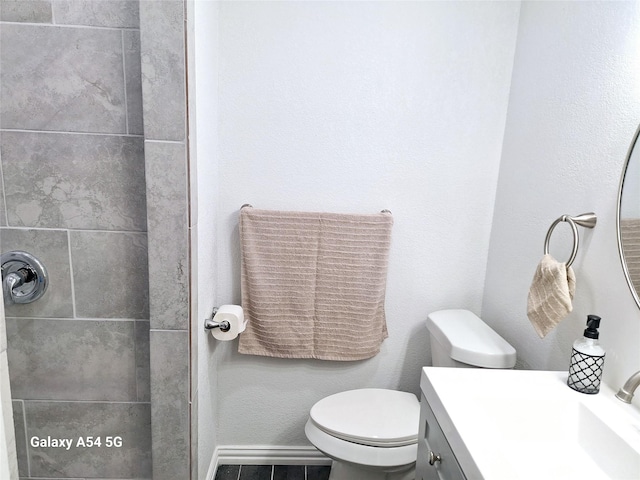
<box><xmin>544</xmin><ymin>212</ymin><xmax>597</xmax><ymax>267</ymax></box>
<box><xmin>240</xmin><ymin>204</ymin><xmax>392</xmax><ymax>215</ymax></box>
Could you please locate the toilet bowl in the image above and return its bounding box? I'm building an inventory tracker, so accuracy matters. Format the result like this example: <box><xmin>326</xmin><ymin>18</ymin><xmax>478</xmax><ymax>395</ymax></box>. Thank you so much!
<box><xmin>305</xmin><ymin>388</ymin><xmax>419</xmax><ymax>480</ymax></box>
<box><xmin>304</xmin><ymin>309</ymin><xmax>516</xmax><ymax>480</ymax></box>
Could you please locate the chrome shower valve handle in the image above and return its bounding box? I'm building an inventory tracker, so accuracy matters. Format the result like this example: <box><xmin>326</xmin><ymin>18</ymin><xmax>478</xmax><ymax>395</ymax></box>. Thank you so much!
<box><xmin>0</xmin><ymin>251</ymin><xmax>48</xmax><ymax>305</ymax></box>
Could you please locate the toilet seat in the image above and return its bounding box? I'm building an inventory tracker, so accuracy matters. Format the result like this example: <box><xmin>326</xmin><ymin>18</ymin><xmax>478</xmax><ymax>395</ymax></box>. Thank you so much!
<box><xmin>309</xmin><ymin>389</ymin><xmax>420</xmax><ymax>447</ymax></box>
<box><xmin>305</xmin><ymin>418</ymin><xmax>418</xmax><ymax>469</ymax></box>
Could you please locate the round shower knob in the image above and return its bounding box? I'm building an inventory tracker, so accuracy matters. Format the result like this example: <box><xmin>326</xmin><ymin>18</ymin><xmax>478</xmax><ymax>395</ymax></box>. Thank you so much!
<box><xmin>0</xmin><ymin>251</ymin><xmax>48</xmax><ymax>304</ymax></box>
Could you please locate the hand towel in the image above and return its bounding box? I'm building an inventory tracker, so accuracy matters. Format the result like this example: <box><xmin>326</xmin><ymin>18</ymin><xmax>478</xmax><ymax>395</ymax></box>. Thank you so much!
<box><xmin>527</xmin><ymin>254</ymin><xmax>576</xmax><ymax>338</ymax></box>
<box><xmin>238</xmin><ymin>208</ymin><xmax>393</xmax><ymax>360</ymax></box>
<box><xmin>619</xmin><ymin>218</ymin><xmax>640</xmax><ymax>293</ymax></box>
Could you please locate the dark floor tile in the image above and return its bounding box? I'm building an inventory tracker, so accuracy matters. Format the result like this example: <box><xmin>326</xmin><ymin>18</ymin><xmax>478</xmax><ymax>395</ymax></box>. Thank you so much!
<box><xmin>307</xmin><ymin>465</ymin><xmax>332</xmax><ymax>480</ymax></box>
<box><xmin>273</xmin><ymin>464</ymin><xmax>305</xmax><ymax>480</ymax></box>
<box><xmin>239</xmin><ymin>464</ymin><xmax>273</xmax><ymax>480</ymax></box>
<box><xmin>215</xmin><ymin>464</ymin><xmax>240</xmax><ymax>480</ymax></box>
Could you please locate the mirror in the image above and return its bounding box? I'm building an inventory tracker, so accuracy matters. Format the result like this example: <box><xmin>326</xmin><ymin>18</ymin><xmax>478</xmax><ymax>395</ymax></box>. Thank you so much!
<box><xmin>617</xmin><ymin>123</ymin><xmax>640</xmax><ymax>308</ymax></box>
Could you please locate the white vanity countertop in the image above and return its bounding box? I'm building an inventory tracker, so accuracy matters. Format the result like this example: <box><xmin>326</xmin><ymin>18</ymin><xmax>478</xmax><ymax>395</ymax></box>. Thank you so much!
<box><xmin>420</xmin><ymin>367</ymin><xmax>640</xmax><ymax>480</ymax></box>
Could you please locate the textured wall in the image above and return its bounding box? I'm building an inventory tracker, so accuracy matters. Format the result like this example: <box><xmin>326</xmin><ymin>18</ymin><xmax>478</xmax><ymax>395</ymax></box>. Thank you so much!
<box><xmin>0</xmin><ymin>1</ymin><xmax>151</xmax><ymax>478</ymax></box>
<box><xmin>213</xmin><ymin>1</ymin><xmax>520</xmax><ymax>446</ymax></box>
<box><xmin>483</xmin><ymin>1</ymin><xmax>640</xmax><ymax>401</ymax></box>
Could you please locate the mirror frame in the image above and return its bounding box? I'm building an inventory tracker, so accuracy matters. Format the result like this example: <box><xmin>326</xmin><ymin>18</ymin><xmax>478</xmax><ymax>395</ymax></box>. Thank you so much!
<box><xmin>616</xmin><ymin>122</ymin><xmax>640</xmax><ymax>309</ymax></box>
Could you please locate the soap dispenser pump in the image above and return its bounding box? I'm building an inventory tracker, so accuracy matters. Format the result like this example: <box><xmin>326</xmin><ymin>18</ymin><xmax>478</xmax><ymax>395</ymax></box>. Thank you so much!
<box><xmin>567</xmin><ymin>315</ymin><xmax>605</xmax><ymax>394</ymax></box>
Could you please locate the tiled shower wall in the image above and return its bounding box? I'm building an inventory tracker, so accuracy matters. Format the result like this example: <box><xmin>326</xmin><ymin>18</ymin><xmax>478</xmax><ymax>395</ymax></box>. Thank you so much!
<box><xmin>139</xmin><ymin>0</ymin><xmax>191</xmax><ymax>478</ymax></box>
<box><xmin>0</xmin><ymin>1</ymin><xmax>152</xmax><ymax>479</ymax></box>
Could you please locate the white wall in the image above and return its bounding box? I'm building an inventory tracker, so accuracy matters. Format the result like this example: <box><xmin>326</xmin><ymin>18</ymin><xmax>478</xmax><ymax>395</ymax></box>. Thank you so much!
<box><xmin>213</xmin><ymin>1</ymin><xmax>520</xmax><ymax>446</ymax></box>
<box><xmin>482</xmin><ymin>0</ymin><xmax>640</xmax><ymax>402</ymax></box>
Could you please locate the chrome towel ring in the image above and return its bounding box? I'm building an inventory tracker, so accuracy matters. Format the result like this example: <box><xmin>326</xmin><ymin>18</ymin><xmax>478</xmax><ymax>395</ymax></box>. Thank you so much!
<box><xmin>543</xmin><ymin>213</ymin><xmax>597</xmax><ymax>268</ymax></box>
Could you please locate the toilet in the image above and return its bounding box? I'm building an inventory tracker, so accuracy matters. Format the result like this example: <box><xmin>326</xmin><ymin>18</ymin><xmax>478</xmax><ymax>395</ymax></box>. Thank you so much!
<box><xmin>304</xmin><ymin>309</ymin><xmax>517</xmax><ymax>480</ymax></box>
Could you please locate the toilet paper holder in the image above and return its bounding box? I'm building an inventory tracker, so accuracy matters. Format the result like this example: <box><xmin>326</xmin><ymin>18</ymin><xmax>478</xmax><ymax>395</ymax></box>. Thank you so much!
<box><xmin>204</xmin><ymin>307</ymin><xmax>231</xmax><ymax>332</ymax></box>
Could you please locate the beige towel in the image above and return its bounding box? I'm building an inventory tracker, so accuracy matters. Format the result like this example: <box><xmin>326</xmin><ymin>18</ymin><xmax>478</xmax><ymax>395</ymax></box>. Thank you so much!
<box><xmin>620</xmin><ymin>218</ymin><xmax>640</xmax><ymax>294</ymax></box>
<box><xmin>527</xmin><ymin>254</ymin><xmax>576</xmax><ymax>338</ymax></box>
<box><xmin>238</xmin><ymin>208</ymin><xmax>393</xmax><ymax>360</ymax></box>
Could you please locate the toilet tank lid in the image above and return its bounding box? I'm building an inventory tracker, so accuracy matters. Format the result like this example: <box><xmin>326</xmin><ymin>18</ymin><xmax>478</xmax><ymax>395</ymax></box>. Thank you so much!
<box><xmin>426</xmin><ymin>309</ymin><xmax>516</xmax><ymax>368</ymax></box>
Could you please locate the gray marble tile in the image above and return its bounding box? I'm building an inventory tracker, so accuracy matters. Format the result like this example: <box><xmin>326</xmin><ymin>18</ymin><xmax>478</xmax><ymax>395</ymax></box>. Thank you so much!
<box><xmin>0</xmin><ymin>0</ymin><xmax>52</xmax><ymax>23</ymax></box>
<box><xmin>139</xmin><ymin>0</ymin><xmax>186</xmax><ymax>141</ymax></box>
<box><xmin>189</xmin><ymin>223</ymin><xmax>198</xmax><ymax>398</ymax></box>
<box><xmin>12</xmin><ymin>400</ymin><xmax>29</xmax><ymax>477</ymax></box>
<box><xmin>135</xmin><ymin>320</ymin><xmax>150</xmax><ymax>402</ymax></box>
<box><xmin>53</xmin><ymin>0</ymin><xmax>139</xmax><ymax>28</ymax></box>
<box><xmin>24</xmin><ymin>400</ymin><xmax>151</xmax><ymax>478</ymax></box>
<box><xmin>145</xmin><ymin>141</ymin><xmax>188</xmax><ymax>329</ymax></box>
<box><xmin>0</xmin><ymin>166</ymin><xmax>6</xmax><ymax>227</ymax></box>
<box><xmin>0</xmin><ymin>228</ymin><xmax>73</xmax><ymax>318</ymax></box>
<box><xmin>124</xmin><ymin>30</ymin><xmax>144</xmax><ymax>135</ymax></box>
<box><xmin>190</xmin><ymin>390</ymin><xmax>198</xmax><ymax>480</ymax></box>
<box><xmin>150</xmin><ymin>330</ymin><xmax>189</xmax><ymax>479</ymax></box>
<box><xmin>6</xmin><ymin>318</ymin><xmax>137</xmax><ymax>401</ymax></box>
<box><xmin>1</xmin><ymin>131</ymin><xmax>146</xmax><ymax>231</ymax></box>
<box><xmin>0</xmin><ymin>24</ymin><xmax>126</xmax><ymax>133</ymax></box>
<box><xmin>71</xmin><ymin>231</ymin><xmax>149</xmax><ymax>319</ymax></box>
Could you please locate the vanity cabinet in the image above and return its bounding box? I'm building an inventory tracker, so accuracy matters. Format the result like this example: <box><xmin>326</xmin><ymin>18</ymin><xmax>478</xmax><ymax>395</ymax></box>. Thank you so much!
<box><xmin>416</xmin><ymin>394</ymin><xmax>466</xmax><ymax>480</ymax></box>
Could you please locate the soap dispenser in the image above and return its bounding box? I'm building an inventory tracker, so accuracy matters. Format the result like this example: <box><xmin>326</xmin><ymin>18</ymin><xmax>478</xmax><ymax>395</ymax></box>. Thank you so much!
<box><xmin>567</xmin><ymin>315</ymin><xmax>605</xmax><ymax>394</ymax></box>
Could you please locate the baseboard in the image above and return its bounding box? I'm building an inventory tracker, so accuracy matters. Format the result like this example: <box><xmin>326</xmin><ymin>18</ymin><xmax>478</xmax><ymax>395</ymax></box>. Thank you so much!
<box><xmin>205</xmin><ymin>446</ymin><xmax>220</xmax><ymax>480</ymax></box>
<box><xmin>206</xmin><ymin>445</ymin><xmax>331</xmax><ymax>479</ymax></box>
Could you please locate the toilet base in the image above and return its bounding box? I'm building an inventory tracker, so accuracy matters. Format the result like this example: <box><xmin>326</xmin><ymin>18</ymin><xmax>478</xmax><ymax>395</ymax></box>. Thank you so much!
<box><xmin>328</xmin><ymin>460</ymin><xmax>415</xmax><ymax>480</ymax></box>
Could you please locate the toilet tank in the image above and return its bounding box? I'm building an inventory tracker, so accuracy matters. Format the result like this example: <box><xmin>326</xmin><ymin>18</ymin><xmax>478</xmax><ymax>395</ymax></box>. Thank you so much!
<box><xmin>426</xmin><ymin>309</ymin><xmax>516</xmax><ymax>369</ymax></box>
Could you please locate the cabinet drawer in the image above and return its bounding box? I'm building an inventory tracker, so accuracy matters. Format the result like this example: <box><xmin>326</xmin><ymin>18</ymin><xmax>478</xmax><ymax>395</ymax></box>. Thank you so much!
<box><xmin>416</xmin><ymin>394</ymin><xmax>466</xmax><ymax>480</ymax></box>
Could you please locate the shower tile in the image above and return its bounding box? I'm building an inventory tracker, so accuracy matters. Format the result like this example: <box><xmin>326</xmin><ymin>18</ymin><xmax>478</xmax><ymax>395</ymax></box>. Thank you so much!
<box><xmin>0</xmin><ymin>24</ymin><xmax>126</xmax><ymax>133</ymax></box>
<box><xmin>71</xmin><ymin>231</ymin><xmax>149</xmax><ymax>319</ymax></box>
<box><xmin>150</xmin><ymin>330</ymin><xmax>189</xmax><ymax>479</ymax></box>
<box><xmin>215</xmin><ymin>464</ymin><xmax>240</xmax><ymax>480</ymax></box>
<box><xmin>191</xmin><ymin>390</ymin><xmax>199</xmax><ymax>480</ymax></box>
<box><xmin>53</xmin><ymin>0</ymin><xmax>139</xmax><ymax>28</ymax></box>
<box><xmin>24</xmin><ymin>400</ymin><xmax>151</xmax><ymax>478</ymax></box>
<box><xmin>12</xmin><ymin>400</ymin><xmax>29</xmax><ymax>477</ymax></box>
<box><xmin>274</xmin><ymin>464</ymin><xmax>305</xmax><ymax>480</ymax></box>
<box><xmin>0</xmin><ymin>167</ymin><xmax>6</xmax><ymax>227</ymax></box>
<box><xmin>135</xmin><ymin>321</ymin><xmax>151</xmax><ymax>402</ymax></box>
<box><xmin>1</xmin><ymin>131</ymin><xmax>146</xmax><ymax>231</ymax></box>
<box><xmin>6</xmin><ymin>318</ymin><xmax>138</xmax><ymax>401</ymax></box>
<box><xmin>0</xmin><ymin>0</ymin><xmax>52</xmax><ymax>23</ymax></box>
<box><xmin>0</xmin><ymin>228</ymin><xmax>73</xmax><ymax>318</ymax></box>
<box><xmin>239</xmin><ymin>465</ymin><xmax>272</xmax><ymax>480</ymax></box>
<box><xmin>307</xmin><ymin>465</ymin><xmax>331</xmax><ymax>480</ymax></box>
<box><xmin>145</xmin><ymin>141</ymin><xmax>188</xmax><ymax>330</ymax></box>
<box><xmin>124</xmin><ymin>30</ymin><xmax>144</xmax><ymax>135</ymax></box>
<box><xmin>139</xmin><ymin>0</ymin><xmax>186</xmax><ymax>141</ymax></box>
